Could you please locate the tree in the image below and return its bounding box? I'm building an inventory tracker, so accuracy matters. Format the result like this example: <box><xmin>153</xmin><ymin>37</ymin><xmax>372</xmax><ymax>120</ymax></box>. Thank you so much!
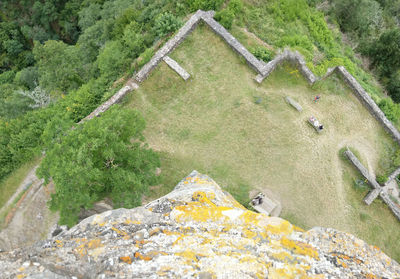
<box><xmin>37</xmin><ymin>107</ymin><xmax>160</xmax><ymax>227</ymax></box>
<box><xmin>33</xmin><ymin>40</ymin><xmax>89</xmax><ymax>94</ymax></box>
<box><xmin>368</xmin><ymin>28</ymin><xmax>400</xmax><ymax>77</ymax></box>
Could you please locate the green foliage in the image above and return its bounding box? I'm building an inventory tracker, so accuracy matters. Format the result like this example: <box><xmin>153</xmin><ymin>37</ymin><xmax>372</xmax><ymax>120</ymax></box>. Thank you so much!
<box><xmin>186</xmin><ymin>0</ymin><xmax>224</xmax><ymax>12</ymax></box>
<box><xmin>14</xmin><ymin>67</ymin><xmax>38</xmax><ymax>90</ymax></box>
<box><xmin>387</xmin><ymin>71</ymin><xmax>400</xmax><ymax>103</ymax></box>
<box><xmin>97</xmin><ymin>40</ymin><xmax>129</xmax><ymax>81</ymax></box>
<box><xmin>37</xmin><ymin>107</ymin><xmax>160</xmax><ymax>227</ymax></box>
<box><xmin>0</xmin><ymin>71</ymin><xmax>16</xmax><ymax>85</ymax></box>
<box><xmin>122</xmin><ymin>22</ymin><xmax>145</xmax><ymax>57</ymax></box>
<box><xmin>332</xmin><ymin>0</ymin><xmax>383</xmax><ymax>38</ymax></box>
<box><xmin>228</xmin><ymin>0</ymin><xmax>244</xmax><ymax>14</ymax></box>
<box><xmin>376</xmin><ymin>174</ymin><xmax>388</xmax><ymax>185</ymax></box>
<box><xmin>251</xmin><ymin>46</ymin><xmax>275</xmax><ymax>62</ymax></box>
<box><xmin>378</xmin><ymin>98</ymin><xmax>400</xmax><ymax>123</ymax></box>
<box><xmin>368</xmin><ymin>28</ymin><xmax>400</xmax><ymax>77</ymax></box>
<box><xmin>33</xmin><ymin>41</ymin><xmax>89</xmax><ymax>94</ymax></box>
<box><xmin>215</xmin><ymin>9</ymin><xmax>235</xmax><ymax>29</ymax></box>
<box><xmin>154</xmin><ymin>12</ymin><xmax>182</xmax><ymax>38</ymax></box>
<box><xmin>215</xmin><ymin>0</ymin><xmax>243</xmax><ymax>30</ymax></box>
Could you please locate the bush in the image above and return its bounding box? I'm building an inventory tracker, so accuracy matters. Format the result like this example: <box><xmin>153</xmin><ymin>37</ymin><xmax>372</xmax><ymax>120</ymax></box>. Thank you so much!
<box><xmin>14</xmin><ymin>67</ymin><xmax>38</xmax><ymax>90</ymax></box>
<box><xmin>186</xmin><ymin>0</ymin><xmax>224</xmax><ymax>12</ymax></box>
<box><xmin>251</xmin><ymin>46</ymin><xmax>275</xmax><ymax>62</ymax></box>
<box><xmin>376</xmin><ymin>174</ymin><xmax>388</xmax><ymax>185</ymax></box>
<box><xmin>0</xmin><ymin>71</ymin><xmax>15</xmax><ymax>85</ymax></box>
<box><xmin>154</xmin><ymin>12</ymin><xmax>182</xmax><ymax>38</ymax></box>
<box><xmin>378</xmin><ymin>98</ymin><xmax>400</xmax><ymax>123</ymax></box>
<box><xmin>37</xmin><ymin>107</ymin><xmax>160</xmax><ymax>227</ymax></box>
<box><xmin>228</xmin><ymin>0</ymin><xmax>243</xmax><ymax>14</ymax></box>
<box><xmin>97</xmin><ymin>40</ymin><xmax>129</xmax><ymax>81</ymax></box>
<box><xmin>387</xmin><ymin>71</ymin><xmax>400</xmax><ymax>103</ymax></box>
<box><xmin>215</xmin><ymin>9</ymin><xmax>235</xmax><ymax>29</ymax></box>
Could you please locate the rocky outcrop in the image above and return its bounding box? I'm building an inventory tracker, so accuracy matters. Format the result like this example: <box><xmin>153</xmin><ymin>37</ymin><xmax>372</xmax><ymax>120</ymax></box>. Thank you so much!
<box><xmin>1</xmin><ymin>171</ymin><xmax>399</xmax><ymax>278</ymax></box>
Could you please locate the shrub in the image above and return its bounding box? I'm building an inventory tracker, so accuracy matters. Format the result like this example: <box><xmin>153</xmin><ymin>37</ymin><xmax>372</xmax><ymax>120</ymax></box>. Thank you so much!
<box><xmin>228</xmin><ymin>0</ymin><xmax>243</xmax><ymax>14</ymax></box>
<box><xmin>97</xmin><ymin>40</ymin><xmax>129</xmax><ymax>81</ymax></box>
<box><xmin>14</xmin><ymin>67</ymin><xmax>38</xmax><ymax>90</ymax></box>
<box><xmin>378</xmin><ymin>98</ymin><xmax>400</xmax><ymax>123</ymax></box>
<box><xmin>215</xmin><ymin>9</ymin><xmax>235</xmax><ymax>29</ymax></box>
<box><xmin>37</xmin><ymin>107</ymin><xmax>160</xmax><ymax>227</ymax></box>
<box><xmin>376</xmin><ymin>174</ymin><xmax>388</xmax><ymax>185</ymax></box>
<box><xmin>154</xmin><ymin>12</ymin><xmax>182</xmax><ymax>38</ymax></box>
<box><xmin>0</xmin><ymin>71</ymin><xmax>15</xmax><ymax>85</ymax></box>
<box><xmin>387</xmin><ymin>71</ymin><xmax>400</xmax><ymax>103</ymax></box>
<box><xmin>186</xmin><ymin>0</ymin><xmax>224</xmax><ymax>12</ymax></box>
<box><xmin>251</xmin><ymin>46</ymin><xmax>275</xmax><ymax>62</ymax></box>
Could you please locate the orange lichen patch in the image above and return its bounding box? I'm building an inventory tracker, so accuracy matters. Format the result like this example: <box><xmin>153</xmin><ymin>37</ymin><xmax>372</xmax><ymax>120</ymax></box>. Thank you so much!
<box><xmin>16</xmin><ymin>274</ymin><xmax>27</xmax><ymax>279</ymax></box>
<box><xmin>134</xmin><ymin>251</ymin><xmax>152</xmax><ymax>261</ymax></box>
<box><xmin>330</xmin><ymin>253</ymin><xmax>362</xmax><ymax>265</ymax></box>
<box><xmin>55</xmin><ymin>240</ymin><xmax>63</xmax><ymax>248</ymax></box>
<box><xmin>281</xmin><ymin>237</ymin><xmax>319</xmax><ymax>260</ymax></box>
<box><xmin>111</xmin><ymin>227</ymin><xmax>128</xmax><ymax>237</ymax></box>
<box><xmin>158</xmin><ymin>266</ymin><xmax>173</xmax><ymax>276</ymax></box>
<box><xmin>18</xmin><ymin>267</ymin><xmax>25</xmax><ymax>272</ymax></box>
<box><xmin>75</xmin><ymin>238</ymin><xmax>103</xmax><ymax>257</ymax></box>
<box><xmin>293</xmin><ymin>225</ymin><xmax>305</xmax><ymax>232</ymax></box>
<box><xmin>119</xmin><ymin>256</ymin><xmax>132</xmax><ymax>264</ymax></box>
<box><xmin>363</xmin><ymin>273</ymin><xmax>378</xmax><ymax>279</ymax></box>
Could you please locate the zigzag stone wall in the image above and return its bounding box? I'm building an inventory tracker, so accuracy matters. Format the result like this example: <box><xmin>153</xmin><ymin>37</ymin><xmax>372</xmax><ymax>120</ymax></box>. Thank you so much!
<box><xmin>256</xmin><ymin>49</ymin><xmax>317</xmax><ymax>84</ymax></box>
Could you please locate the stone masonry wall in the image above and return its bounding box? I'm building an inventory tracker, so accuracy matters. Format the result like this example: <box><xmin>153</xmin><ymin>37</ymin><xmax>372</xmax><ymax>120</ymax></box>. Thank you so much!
<box><xmin>335</xmin><ymin>66</ymin><xmax>400</xmax><ymax>145</ymax></box>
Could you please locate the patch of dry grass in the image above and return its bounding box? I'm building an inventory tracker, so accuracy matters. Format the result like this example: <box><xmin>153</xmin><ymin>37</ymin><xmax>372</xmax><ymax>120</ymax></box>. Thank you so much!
<box><xmin>126</xmin><ymin>24</ymin><xmax>400</xmax><ymax>261</ymax></box>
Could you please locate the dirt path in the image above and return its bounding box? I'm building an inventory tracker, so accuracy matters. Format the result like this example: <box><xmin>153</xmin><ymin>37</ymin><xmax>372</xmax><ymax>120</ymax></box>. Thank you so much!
<box><xmin>0</xmin><ymin>165</ymin><xmax>59</xmax><ymax>251</ymax></box>
<box><xmin>0</xmin><ymin>165</ymin><xmax>40</xmax><ymax>218</ymax></box>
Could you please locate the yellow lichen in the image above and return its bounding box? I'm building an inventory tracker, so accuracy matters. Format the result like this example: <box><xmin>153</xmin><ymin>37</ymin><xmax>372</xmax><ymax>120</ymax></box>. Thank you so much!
<box><xmin>280</xmin><ymin>237</ymin><xmax>319</xmax><ymax>260</ymax></box>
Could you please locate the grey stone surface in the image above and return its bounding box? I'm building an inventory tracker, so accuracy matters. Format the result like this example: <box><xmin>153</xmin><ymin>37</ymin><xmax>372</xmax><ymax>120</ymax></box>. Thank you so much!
<box><xmin>163</xmin><ymin>56</ymin><xmax>190</xmax><ymax>80</ymax></box>
<box><xmin>386</xmin><ymin>166</ymin><xmax>400</xmax><ymax>184</ymax></box>
<box><xmin>1</xmin><ymin>171</ymin><xmax>399</xmax><ymax>278</ymax></box>
<box><xmin>364</xmin><ymin>188</ymin><xmax>381</xmax><ymax>205</ymax></box>
<box><xmin>380</xmin><ymin>192</ymin><xmax>400</xmax><ymax>220</ymax></box>
<box><xmin>285</xmin><ymin>96</ymin><xmax>302</xmax><ymax>112</ymax></box>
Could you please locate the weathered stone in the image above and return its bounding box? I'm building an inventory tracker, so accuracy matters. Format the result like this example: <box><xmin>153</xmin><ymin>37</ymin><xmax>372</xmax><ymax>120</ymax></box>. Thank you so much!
<box><xmin>163</xmin><ymin>56</ymin><xmax>190</xmax><ymax>80</ymax></box>
<box><xmin>0</xmin><ymin>171</ymin><xmax>399</xmax><ymax>278</ymax></box>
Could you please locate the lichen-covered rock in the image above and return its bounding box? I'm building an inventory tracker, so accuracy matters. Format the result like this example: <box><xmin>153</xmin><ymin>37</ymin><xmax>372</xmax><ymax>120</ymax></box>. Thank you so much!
<box><xmin>0</xmin><ymin>171</ymin><xmax>399</xmax><ymax>278</ymax></box>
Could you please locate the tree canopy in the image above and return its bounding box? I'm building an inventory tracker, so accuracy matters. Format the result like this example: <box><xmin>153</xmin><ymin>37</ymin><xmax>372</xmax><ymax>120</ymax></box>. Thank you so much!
<box><xmin>37</xmin><ymin>107</ymin><xmax>160</xmax><ymax>227</ymax></box>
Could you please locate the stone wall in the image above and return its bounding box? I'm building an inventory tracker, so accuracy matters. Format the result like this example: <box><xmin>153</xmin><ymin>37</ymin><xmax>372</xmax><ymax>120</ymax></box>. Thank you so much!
<box><xmin>255</xmin><ymin>49</ymin><xmax>317</xmax><ymax>84</ymax></box>
<box><xmin>344</xmin><ymin>149</ymin><xmax>381</xmax><ymax>190</ymax></box>
<box><xmin>201</xmin><ymin>15</ymin><xmax>266</xmax><ymax>74</ymax></box>
<box><xmin>335</xmin><ymin>66</ymin><xmax>400</xmax><ymax>145</ymax></box>
<box><xmin>380</xmin><ymin>192</ymin><xmax>400</xmax><ymax>220</ymax></box>
<box><xmin>79</xmin><ymin>79</ymin><xmax>138</xmax><ymax>123</ymax></box>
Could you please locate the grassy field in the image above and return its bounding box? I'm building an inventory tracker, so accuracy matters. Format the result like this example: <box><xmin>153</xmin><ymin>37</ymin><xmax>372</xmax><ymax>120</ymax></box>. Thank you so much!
<box><xmin>126</xmin><ymin>24</ymin><xmax>400</xmax><ymax>261</ymax></box>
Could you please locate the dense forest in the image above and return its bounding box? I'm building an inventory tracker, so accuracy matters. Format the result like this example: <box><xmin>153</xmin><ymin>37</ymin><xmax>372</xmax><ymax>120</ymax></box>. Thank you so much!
<box><xmin>1</xmin><ymin>0</ymin><xmax>400</xmax><ymax>226</ymax></box>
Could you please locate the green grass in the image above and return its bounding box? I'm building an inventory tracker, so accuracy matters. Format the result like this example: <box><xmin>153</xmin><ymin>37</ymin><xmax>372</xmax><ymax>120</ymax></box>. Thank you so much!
<box><xmin>126</xmin><ymin>24</ymin><xmax>400</xmax><ymax>261</ymax></box>
<box><xmin>0</xmin><ymin>157</ymin><xmax>40</xmax><ymax>209</ymax></box>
